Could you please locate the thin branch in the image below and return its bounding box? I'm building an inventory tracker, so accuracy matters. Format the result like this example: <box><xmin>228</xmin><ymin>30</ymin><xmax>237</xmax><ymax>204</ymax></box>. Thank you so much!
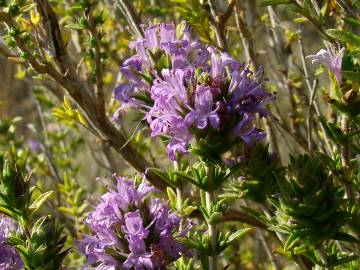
<box><xmin>116</xmin><ymin>0</ymin><xmax>143</xmax><ymax>38</ymax></box>
<box><xmin>88</xmin><ymin>6</ymin><xmax>105</xmax><ymax>116</ymax></box>
<box><xmin>306</xmin><ymin>79</ymin><xmax>319</xmax><ymax>151</ymax></box>
<box><xmin>206</xmin><ymin>0</ymin><xmax>227</xmax><ymax>50</ymax></box>
<box><xmin>340</xmin><ymin>115</ymin><xmax>353</xmax><ymax>199</ymax></box>
<box><xmin>298</xmin><ymin>33</ymin><xmax>333</xmax><ymax>153</ymax></box>
<box><xmin>220</xmin><ymin>209</ymin><xmax>267</xmax><ymax>229</ymax></box>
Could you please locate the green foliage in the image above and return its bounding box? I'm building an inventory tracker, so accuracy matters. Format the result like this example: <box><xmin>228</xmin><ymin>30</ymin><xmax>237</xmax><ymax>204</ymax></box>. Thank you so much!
<box><xmin>175</xmin><ymin>162</ymin><xmax>240</xmax><ymax>191</ymax></box>
<box><xmin>9</xmin><ymin>215</ymin><xmax>71</xmax><ymax>270</ymax></box>
<box><xmin>223</xmin><ymin>144</ymin><xmax>284</xmax><ymax>203</ymax></box>
<box><xmin>267</xmin><ymin>154</ymin><xmax>358</xmax><ymax>265</ymax></box>
<box><xmin>171</xmin><ymin>0</ymin><xmax>212</xmax><ymax>44</ymax></box>
<box><xmin>178</xmin><ymin>228</ymin><xmax>251</xmax><ymax>256</ymax></box>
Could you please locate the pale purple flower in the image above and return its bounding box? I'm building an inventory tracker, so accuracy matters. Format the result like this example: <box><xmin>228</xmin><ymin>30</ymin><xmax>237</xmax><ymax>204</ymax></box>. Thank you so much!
<box><xmin>115</xmin><ymin>176</ymin><xmax>154</xmax><ymax>209</ymax></box>
<box><xmin>166</xmin><ymin>138</ymin><xmax>188</xmax><ymax>161</ymax></box>
<box><xmin>129</xmin><ymin>39</ymin><xmax>151</xmax><ymax>68</ymax></box>
<box><xmin>114</xmin><ymin>83</ymin><xmax>135</xmax><ymax>103</ymax></box>
<box><xmin>152</xmin><ymin>69</ymin><xmax>188</xmax><ymax>102</ymax></box>
<box><xmin>208</xmin><ymin>47</ymin><xmax>241</xmax><ymax>79</ymax></box>
<box><xmin>307</xmin><ymin>47</ymin><xmax>345</xmax><ymax>83</ymax></box>
<box><xmin>123</xmin><ymin>211</ymin><xmax>149</xmax><ymax>239</ymax></box>
<box><xmin>0</xmin><ymin>215</ymin><xmax>23</xmax><ymax>270</ymax></box>
<box><xmin>159</xmin><ymin>23</ymin><xmax>176</xmax><ymax>44</ymax></box>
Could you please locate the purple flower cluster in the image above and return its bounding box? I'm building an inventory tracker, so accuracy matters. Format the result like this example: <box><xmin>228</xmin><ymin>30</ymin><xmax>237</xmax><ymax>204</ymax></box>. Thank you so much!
<box><xmin>0</xmin><ymin>215</ymin><xmax>23</xmax><ymax>270</ymax></box>
<box><xmin>114</xmin><ymin>22</ymin><xmax>273</xmax><ymax>160</ymax></box>
<box><xmin>79</xmin><ymin>176</ymin><xmax>190</xmax><ymax>270</ymax></box>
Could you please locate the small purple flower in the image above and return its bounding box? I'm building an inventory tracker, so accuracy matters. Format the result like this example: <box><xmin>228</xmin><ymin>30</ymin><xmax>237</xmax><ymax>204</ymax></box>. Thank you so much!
<box><xmin>27</xmin><ymin>139</ymin><xmax>40</xmax><ymax>152</ymax></box>
<box><xmin>231</xmin><ymin>113</ymin><xmax>266</xmax><ymax>145</ymax></box>
<box><xmin>116</xmin><ymin>176</ymin><xmax>155</xmax><ymax>210</ymax></box>
<box><xmin>123</xmin><ymin>211</ymin><xmax>149</xmax><ymax>239</ymax></box>
<box><xmin>114</xmin><ymin>83</ymin><xmax>135</xmax><ymax>103</ymax></box>
<box><xmin>166</xmin><ymin>137</ymin><xmax>189</xmax><ymax>161</ymax></box>
<box><xmin>185</xmin><ymin>85</ymin><xmax>220</xmax><ymax>129</ymax></box>
<box><xmin>144</xmin><ymin>24</ymin><xmax>159</xmax><ymax>51</ymax></box>
<box><xmin>123</xmin><ymin>237</ymin><xmax>153</xmax><ymax>270</ymax></box>
<box><xmin>208</xmin><ymin>47</ymin><xmax>240</xmax><ymax>79</ymax></box>
<box><xmin>159</xmin><ymin>23</ymin><xmax>176</xmax><ymax>45</ymax></box>
<box><xmin>129</xmin><ymin>39</ymin><xmax>151</xmax><ymax>68</ymax></box>
<box><xmin>307</xmin><ymin>47</ymin><xmax>345</xmax><ymax>83</ymax></box>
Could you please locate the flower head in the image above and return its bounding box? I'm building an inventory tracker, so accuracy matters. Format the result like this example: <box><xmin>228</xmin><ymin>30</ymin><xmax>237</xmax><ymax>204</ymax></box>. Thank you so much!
<box><xmin>114</xmin><ymin>22</ymin><xmax>273</xmax><ymax>160</ymax></box>
<box><xmin>79</xmin><ymin>176</ymin><xmax>190</xmax><ymax>269</ymax></box>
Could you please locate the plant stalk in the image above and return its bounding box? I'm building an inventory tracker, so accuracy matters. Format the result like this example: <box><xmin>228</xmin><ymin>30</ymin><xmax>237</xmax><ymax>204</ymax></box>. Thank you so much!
<box><xmin>206</xmin><ymin>165</ymin><xmax>217</xmax><ymax>270</ymax></box>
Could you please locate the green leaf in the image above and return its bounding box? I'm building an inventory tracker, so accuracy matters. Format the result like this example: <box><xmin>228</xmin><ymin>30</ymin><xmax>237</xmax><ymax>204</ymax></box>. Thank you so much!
<box><xmin>319</xmin><ymin>0</ymin><xmax>330</xmax><ymax>22</ymax></box>
<box><xmin>0</xmin><ymin>205</ymin><xmax>17</xmax><ymax>219</ymax></box>
<box><xmin>326</xmin><ymin>29</ymin><xmax>360</xmax><ymax>47</ymax></box>
<box><xmin>227</xmin><ymin>228</ymin><xmax>252</xmax><ymax>243</ymax></box>
<box><xmin>342</xmin><ymin>71</ymin><xmax>360</xmax><ymax>82</ymax></box>
<box><xmin>29</xmin><ymin>191</ymin><xmax>54</xmax><ymax>215</ymax></box>
<box><xmin>330</xmin><ymin>255</ymin><xmax>358</xmax><ymax>267</ymax></box>
<box><xmin>177</xmin><ymin>237</ymin><xmax>205</xmax><ymax>253</ymax></box>
<box><xmin>332</xmin><ymin>232</ymin><xmax>358</xmax><ymax>243</ymax></box>
<box><xmin>284</xmin><ymin>233</ymin><xmax>301</xmax><ymax>250</ymax></box>
<box><xmin>293</xmin><ymin>244</ymin><xmax>309</xmax><ymax>255</ymax></box>
<box><xmin>166</xmin><ymin>187</ymin><xmax>177</xmax><ymax>208</ymax></box>
<box><xmin>258</xmin><ymin>0</ymin><xmax>291</xmax><ymax>6</ymax></box>
<box><xmin>343</xmin><ymin>17</ymin><xmax>360</xmax><ymax>27</ymax></box>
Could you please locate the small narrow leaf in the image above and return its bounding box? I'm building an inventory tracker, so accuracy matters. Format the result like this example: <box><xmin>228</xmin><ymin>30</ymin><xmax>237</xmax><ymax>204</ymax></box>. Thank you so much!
<box><xmin>29</xmin><ymin>191</ymin><xmax>54</xmax><ymax>214</ymax></box>
<box><xmin>228</xmin><ymin>228</ymin><xmax>252</xmax><ymax>243</ymax></box>
<box><xmin>258</xmin><ymin>0</ymin><xmax>291</xmax><ymax>6</ymax></box>
<box><xmin>166</xmin><ymin>187</ymin><xmax>177</xmax><ymax>208</ymax></box>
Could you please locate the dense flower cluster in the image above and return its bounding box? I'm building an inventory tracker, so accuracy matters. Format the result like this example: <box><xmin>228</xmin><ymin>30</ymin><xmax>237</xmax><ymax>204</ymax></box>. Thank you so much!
<box><xmin>0</xmin><ymin>215</ymin><xmax>23</xmax><ymax>270</ymax></box>
<box><xmin>114</xmin><ymin>22</ymin><xmax>273</xmax><ymax>160</ymax></box>
<box><xmin>79</xmin><ymin>176</ymin><xmax>190</xmax><ymax>269</ymax></box>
